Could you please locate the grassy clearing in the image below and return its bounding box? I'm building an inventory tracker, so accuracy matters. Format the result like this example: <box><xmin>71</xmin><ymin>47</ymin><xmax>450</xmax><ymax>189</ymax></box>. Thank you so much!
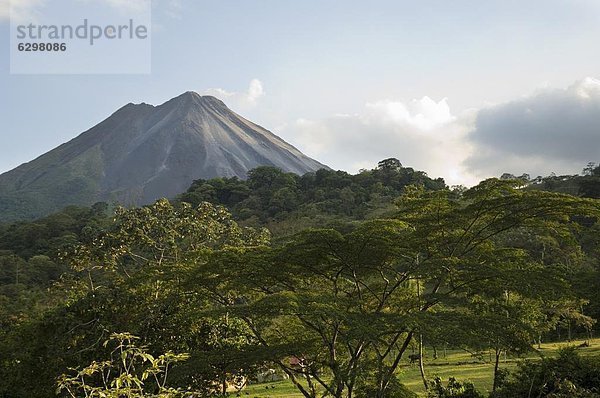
<box><xmin>238</xmin><ymin>338</ymin><xmax>600</xmax><ymax>397</ymax></box>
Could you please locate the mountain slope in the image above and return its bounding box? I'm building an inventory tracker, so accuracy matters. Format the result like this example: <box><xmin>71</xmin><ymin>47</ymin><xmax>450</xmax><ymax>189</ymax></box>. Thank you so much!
<box><xmin>0</xmin><ymin>92</ymin><xmax>328</xmax><ymax>222</ymax></box>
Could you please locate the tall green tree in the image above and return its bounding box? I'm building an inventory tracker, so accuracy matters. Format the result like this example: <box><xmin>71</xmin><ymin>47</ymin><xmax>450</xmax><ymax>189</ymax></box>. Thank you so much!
<box><xmin>0</xmin><ymin>199</ymin><xmax>269</xmax><ymax>397</ymax></box>
<box><xmin>193</xmin><ymin>179</ymin><xmax>598</xmax><ymax>398</ymax></box>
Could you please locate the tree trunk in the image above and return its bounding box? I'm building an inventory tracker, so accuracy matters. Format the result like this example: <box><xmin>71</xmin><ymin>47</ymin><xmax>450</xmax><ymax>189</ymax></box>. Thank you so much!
<box><xmin>379</xmin><ymin>331</ymin><xmax>414</xmax><ymax>396</ymax></box>
<box><xmin>418</xmin><ymin>334</ymin><xmax>428</xmax><ymax>390</ymax></box>
<box><xmin>492</xmin><ymin>348</ymin><xmax>501</xmax><ymax>393</ymax></box>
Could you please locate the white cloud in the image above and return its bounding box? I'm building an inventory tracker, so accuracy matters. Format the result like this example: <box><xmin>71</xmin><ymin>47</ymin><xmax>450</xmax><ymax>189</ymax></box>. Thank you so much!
<box><xmin>465</xmin><ymin>77</ymin><xmax>600</xmax><ymax>179</ymax></box>
<box><xmin>73</xmin><ymin>0</ymin><xmax>151</xmax><ymax>15</ymax></box>
<box><xmin>0</xmin><ymin>0</ymin><xmax>6</xmax><ymax>20</ymax></box>
<box><xmin>1</xmin><ymin>0</ymin><xmax>153</xmax><ymax>22</ymax></box>
<box><xmin>101</xmin><ymin>0</ymin><xmax>149</xmax><ymax>12</ymax></box>
<box><xmin>247</xmin><ymin>79</ymin><xmax>265</xmax><ymax>103</ymax></box>
<box><xmin>163</xmin><ymin>0</ymin><xmax>183</xmax><ymax>19</ymax></box>
<box><xmin>0</xmin><ymin>0</ymin><xmax>46</xmax><ymax>22</ymax></box>
<box><xmin>364</xmin><ymin>97</ymin><xmax>456</xmax><ymax>131</ymax></box>
<box><xmin>283</xmin><ymin>97</ymin><xmax>478</xmax><ymax>186</ymax></box>
<box><xmin>119</xmin><ymin>0</ymin><xmax>186</xmax><ymax>17</ymax></box>
<box><xmin>205</xmin><ymin>78</ymin><xmax>265</xmax><ymax>108</ymax></box>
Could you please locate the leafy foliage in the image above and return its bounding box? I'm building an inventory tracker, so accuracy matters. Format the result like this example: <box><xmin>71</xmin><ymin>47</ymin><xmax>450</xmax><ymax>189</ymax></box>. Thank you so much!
<box><xmin>188</xmin><ymin>178</ymin><xmax>598</xmax><ymax>397</ymax></box>
<box><xmin>177</xmin><ymin>164</ymin><xmax>446</xmax><ymax>232</ymax></box>
<box><xmin>428</xmin><ymin>377</ymin><xmax>484</xmax><ymax>398</ymax></box>
<box><xmin>56</xmin><ymin>332</ymin><xmax>194</xmax><ymax>398</ymax></box>
<box><xmin>1</xmin><ymin>163</ymin><xmax>599</xmax><ymax>398</ymax></box>
<box><xmin>493</xmin><ymin>347</ymin><xmax>600</xmax><ymax>398</ymax></box>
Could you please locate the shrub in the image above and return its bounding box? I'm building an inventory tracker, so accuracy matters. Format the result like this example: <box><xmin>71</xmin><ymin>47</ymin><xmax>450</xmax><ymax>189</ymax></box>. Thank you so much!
<box><xmin>427</xmin><ymin>377</ymin><xmax>485</xmax><ymax>398</ymax></box>
<box><xmin>493</xmin><ymin>347</ymin><xmax>600</xmax><ymax>398</ymax></box>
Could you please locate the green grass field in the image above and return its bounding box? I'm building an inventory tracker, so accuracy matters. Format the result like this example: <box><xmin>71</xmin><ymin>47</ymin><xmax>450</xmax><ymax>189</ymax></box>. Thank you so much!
<box><xmin>238</xmin><ymin>338</ymin><xmax>600</xmax><ymax>397</ymax></box>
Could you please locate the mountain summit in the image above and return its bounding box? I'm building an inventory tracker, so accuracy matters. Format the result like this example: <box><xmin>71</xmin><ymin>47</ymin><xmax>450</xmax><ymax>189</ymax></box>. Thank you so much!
<box><xmin>0</xmin><ymin>92</ymin><xmax>328</xmax><ymax>221</ymax></box>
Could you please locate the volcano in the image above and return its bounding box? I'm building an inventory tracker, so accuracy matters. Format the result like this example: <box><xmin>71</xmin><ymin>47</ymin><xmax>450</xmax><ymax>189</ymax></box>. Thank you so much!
<box><xmin>0</xmin><ymin>92</ymin><xmax>327</xmax><ymax>221</ymax></box>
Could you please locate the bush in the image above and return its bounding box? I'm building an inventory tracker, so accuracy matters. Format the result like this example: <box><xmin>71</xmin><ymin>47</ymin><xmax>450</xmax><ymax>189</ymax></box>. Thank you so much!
<box><xmin>427</xmin><ymin>377</ymin><xmax>485</xmax><ymax>398</ymax></box>
<box><xmin>355</xmin><ymin>375</ymin><xmax>418</xmax><ymax>398</ymax></box>
<box><xmin>493</xmin><ymin>347</ymin><xmax>600</xmax><ymax>398</ymax></box>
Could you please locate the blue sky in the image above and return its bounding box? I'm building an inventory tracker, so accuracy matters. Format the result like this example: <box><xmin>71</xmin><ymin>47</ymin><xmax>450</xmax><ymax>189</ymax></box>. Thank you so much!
<box><xmin>1</xmin><ymin>0</ymin><xmax>600</xmax><ymax>185</ymax></box>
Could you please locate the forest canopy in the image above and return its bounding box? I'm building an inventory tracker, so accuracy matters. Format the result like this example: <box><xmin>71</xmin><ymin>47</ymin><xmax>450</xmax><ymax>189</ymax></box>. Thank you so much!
<box><xmin>1</xmin><ymin>161</ymin><xmax>599</xmax><ymax>398</ymax></box>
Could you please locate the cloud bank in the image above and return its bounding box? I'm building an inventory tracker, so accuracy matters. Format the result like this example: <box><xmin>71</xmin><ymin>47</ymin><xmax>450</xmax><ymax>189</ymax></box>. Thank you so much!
<box><xmin>284</xmin><ymin>97</ymin><xmax>476</xmax><ymax>186</ymax></box>
<box><xmin>465</xmin><ymin>77</ymin><xmax>600</xmax><ymax>179</ymax></box>
<box><xmin>284</xmin><ymin>78</ymin><xmax>600</xmax><ymax>186</ymax></box>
